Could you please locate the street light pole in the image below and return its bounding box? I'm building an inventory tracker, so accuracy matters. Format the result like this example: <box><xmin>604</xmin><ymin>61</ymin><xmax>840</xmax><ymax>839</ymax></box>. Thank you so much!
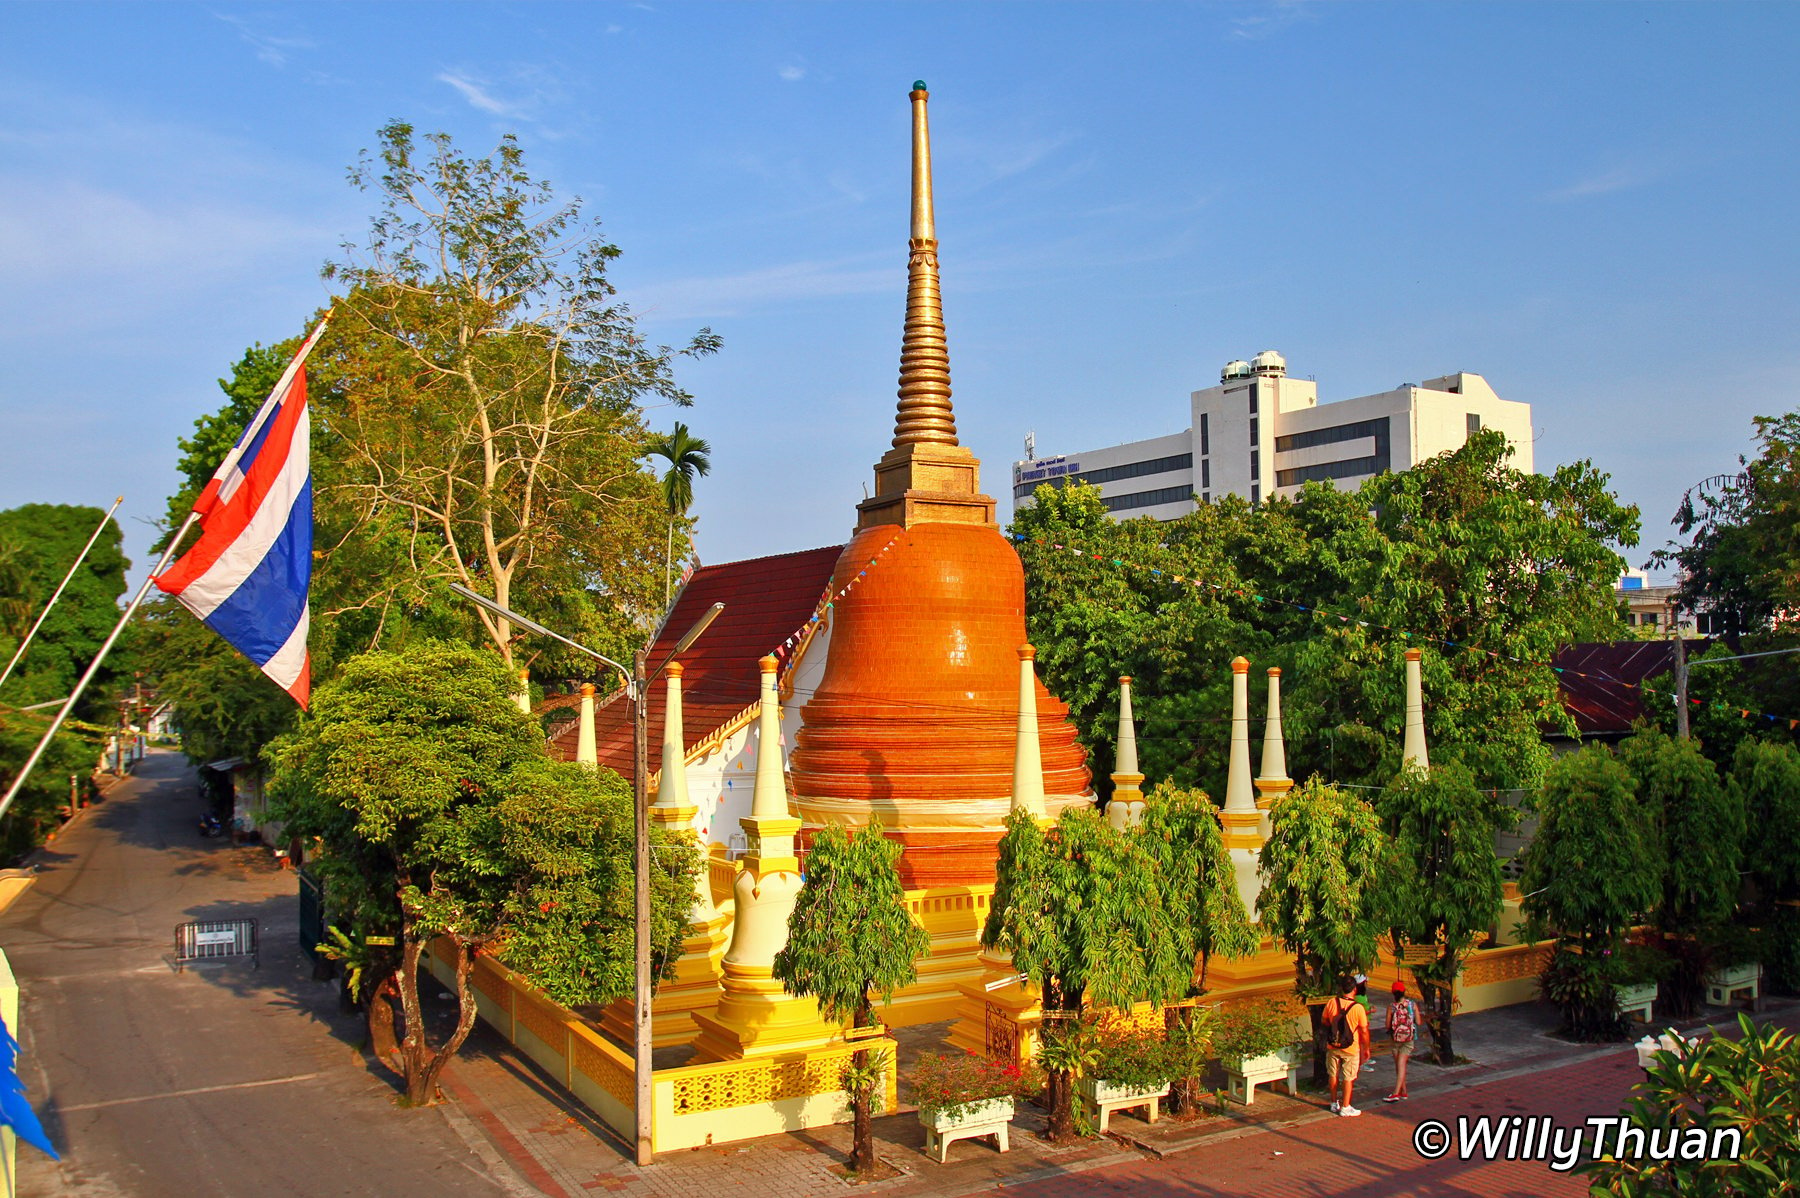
<box><xmin>445</xmin><ymin>583</ymin><xmax>721</xmax><ymax>1167</ymax></box>
<box><xmin>632</xmin><ymin>643</ymin><xmax>653</xmax><ymax>1165</ymax></box>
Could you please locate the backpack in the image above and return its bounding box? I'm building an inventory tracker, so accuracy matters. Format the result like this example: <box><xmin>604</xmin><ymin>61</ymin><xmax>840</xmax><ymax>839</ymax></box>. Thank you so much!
<box><xmin>1391</xmin><ymin>998</ymin><xmax>1416</xmax><ymax>1043</ymax></box>
<box><xmin>1324</xmin><ymin>999</ymin><xmax>1356</xmax><ymax>1050</ymax></box>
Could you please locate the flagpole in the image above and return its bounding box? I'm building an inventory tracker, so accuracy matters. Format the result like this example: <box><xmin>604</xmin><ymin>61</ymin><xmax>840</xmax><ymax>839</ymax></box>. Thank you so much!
<box><xmin>0</xmin><ymin>309</ymin><xmax>331</xmax><ymax>824</ymax></box>
<box><xmin>0</xmin><ymin>496</ymin><xmax>125</xmax><ymax>691</ymax></box>
<box><xmin>0</xmin><ymin>510</ymin><xmax>198</xmax><ymax>822</ymax></box>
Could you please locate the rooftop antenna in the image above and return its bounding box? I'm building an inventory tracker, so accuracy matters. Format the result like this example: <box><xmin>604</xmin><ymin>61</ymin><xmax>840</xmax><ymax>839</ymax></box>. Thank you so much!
<box><xmin>1024</xmin><ymin>431</ymin><xmax>1036</xmax><ymax>460</ymax></box>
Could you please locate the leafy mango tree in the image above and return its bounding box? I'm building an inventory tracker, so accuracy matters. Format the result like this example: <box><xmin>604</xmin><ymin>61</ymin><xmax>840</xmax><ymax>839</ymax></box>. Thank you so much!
<box><xmin>269</xmin><ymin>639</ymin><xmax>697</xmax><ymax>1105</ymax></box>
<box><xmin>983</xmin><ymin>807</ymin><xmax>1188</xmax><ymax>1141</ymax></box>
<box><xmin>1619</xmin><ymin>728</ymin><xmax>1745</xmax><ymax>1016</ymax></box>
<box><xmin>1136</xmin><ymin>783</ymin><xmax>1258</xmax><ymax>1111</ymax></box>
<box><xmin>1520</xmin><ymin>746</ymin><xmax>1659</xmax><ymax>1041</ymax></box>
<box><xmin>1258</xmin><ymin>779</ymin><xmax>1390</xmax><ymax>1084</ymax></box>
<box><xmin>773</xmin><ymin>823</ymin><xmax>929</xmax><ymax>1175</ymax></box>
<box><xmin>1730</xmin><ymin>739</ymin><xmax>1800</xmax><ymax>991</ymax></box>
<box><xmin>1375</xmin><ymin>761</ymin><xmax>1512</xmax><ymax>1065</ymax></box>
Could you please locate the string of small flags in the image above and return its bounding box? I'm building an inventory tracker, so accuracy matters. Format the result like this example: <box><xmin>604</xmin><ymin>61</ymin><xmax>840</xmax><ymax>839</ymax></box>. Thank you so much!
<box><xmin>769</xmin><ymin>533</ymin><xmax>904</xmax><ymax>673</ymax></box>
<box><xmin>1015</xmin><ymin>534</ymin><xmax>1800</xmax><ymax>733</ymax></box>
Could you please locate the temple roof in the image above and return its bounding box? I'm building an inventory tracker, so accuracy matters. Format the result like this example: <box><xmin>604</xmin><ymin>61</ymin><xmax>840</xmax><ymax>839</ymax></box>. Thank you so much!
<box><xmin>547</xmin><ymin>545</ymin><xmax>844</xmax><ymax>776</ymax></box>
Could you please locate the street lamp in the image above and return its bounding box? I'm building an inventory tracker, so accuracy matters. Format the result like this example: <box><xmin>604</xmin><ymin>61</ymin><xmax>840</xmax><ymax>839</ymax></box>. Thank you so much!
<box><xmin>448</xmin><ymin>583</ymin><xmax>723</xmax><ymax>1165</ymax></box>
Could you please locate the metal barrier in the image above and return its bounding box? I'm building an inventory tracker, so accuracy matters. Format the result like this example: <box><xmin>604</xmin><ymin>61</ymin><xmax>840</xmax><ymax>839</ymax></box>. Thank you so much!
<box><xmin>174</xmin><ymin>918</ymin><xmax>259</xmax><ymax>972</ymax></box>
<box><xmin>298</xmin><ymin>871</ymin><xmax>325</xmax><ymax>958</ymax></box>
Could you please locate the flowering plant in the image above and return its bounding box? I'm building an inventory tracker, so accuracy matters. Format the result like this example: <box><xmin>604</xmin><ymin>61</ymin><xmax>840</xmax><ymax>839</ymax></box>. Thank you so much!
<box><xmin>907</xmin><ymin>1052</ymin><xmax>1043</xmax><ymax>1122</ymax></box>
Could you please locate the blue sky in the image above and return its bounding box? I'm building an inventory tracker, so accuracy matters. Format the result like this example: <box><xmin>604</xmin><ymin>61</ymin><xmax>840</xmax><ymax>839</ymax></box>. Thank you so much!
<box><xmin>3</xmin><ymin>2</ymin><xmax>1796</xmax><ymax>592</ymax></box>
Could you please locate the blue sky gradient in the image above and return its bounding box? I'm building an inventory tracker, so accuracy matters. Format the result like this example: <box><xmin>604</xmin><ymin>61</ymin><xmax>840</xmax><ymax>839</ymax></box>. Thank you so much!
<box><xmin>3</xmin><ymin>2</ymin><xmax>1796</xmax><ymax>589</ymax></box>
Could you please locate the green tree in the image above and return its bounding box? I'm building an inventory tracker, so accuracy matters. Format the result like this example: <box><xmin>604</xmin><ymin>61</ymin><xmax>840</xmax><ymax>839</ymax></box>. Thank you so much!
<box><xmin>268</xmin><ymin>639</ymin><xmax>696</xmax><ymax>1105</ymax></box>
<box><xmin>982</xmin><ymin>807</ymin><xmax>1187</xmax><ymax>1141</ymax></box>
<box><xmin>1135</xmin><ymin>783</ymin><xmax>1258</xmax><ymax>1111</ymax></box>
<box><xmin>1520</xmin><ymin>746</ymin><xmax>1659</xmax><ymax>1040</ymax></box>
<box><xmin>1375</xmin><ymin>761</ymin><xmax>1512</xmax><ymax>1064</ymax></box>
<box><xmin>772</xmin><ymin>823</ymin><xmax>929</xmax><ymax>1173</ymax></box>
<box><xmin>646</xmin><ymin>421</ymin><xmax>712</xmax><ymax>608</ymax></box>
<box><xmin>1619</xmin><ymin>728</ymin><xmax>1745</xmax><ymax>1015</ymax></box>
<box><xmin>1258</xmin><ymin>778</ymin><xmax>1389</xmax><ymax>1082</ymax></box>
<box><xmin>1729</xmin><ymin>739</ymin><xmax>1800</xmax><ymax>991</ymax></box>
<box><xmin>321</xmin><ymin>122</ymin><xmax>719</xmax><ymax>671</ymax></box>
<box><xmin>1012</xmin><ymin>432</ymin><xmax>1636</xmax><ymax>798</ymax></box>
<box><xmin>0</xmin><ymin>504</ymin><xmax>129</xmax><ymax>714</ymax></box>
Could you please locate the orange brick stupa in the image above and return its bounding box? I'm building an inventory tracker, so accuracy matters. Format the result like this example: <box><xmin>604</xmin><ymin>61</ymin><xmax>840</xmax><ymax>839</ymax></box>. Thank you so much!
<box><xmin>788</xmin><ymin>82</ymin><xmax>1094</xmax><ymax>887</ymax></box>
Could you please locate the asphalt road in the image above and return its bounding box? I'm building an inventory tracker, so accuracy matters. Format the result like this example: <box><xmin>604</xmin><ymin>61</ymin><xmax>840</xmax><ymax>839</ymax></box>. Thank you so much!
<box><xmin>3</xmin><ymin>749</ymin><xmax>517</xmax><ymax>1197</ymax></box>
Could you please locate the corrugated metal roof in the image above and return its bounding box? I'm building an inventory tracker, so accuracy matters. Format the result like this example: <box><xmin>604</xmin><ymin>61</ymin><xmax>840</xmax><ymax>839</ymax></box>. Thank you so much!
<box><xmin>1552</xmin><ymin>639</ymin><xmax>1710</xmax><ymax>736</ymax></box>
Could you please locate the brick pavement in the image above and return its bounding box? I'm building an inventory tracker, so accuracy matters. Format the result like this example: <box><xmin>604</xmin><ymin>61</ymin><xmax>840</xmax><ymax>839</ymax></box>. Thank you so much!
<box><xmin>439</xmin><ymin>1000</ymin><xmax>1796</xmax><ymax>1198</ymax></box>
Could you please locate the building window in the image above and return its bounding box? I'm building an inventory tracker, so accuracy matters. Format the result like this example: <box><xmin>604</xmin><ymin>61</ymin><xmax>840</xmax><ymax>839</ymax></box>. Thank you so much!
<box><xmin>1098</xmin><ymin>485</ymin><xmax>1195</xmax><ymax>513</ymax></box>
<box><xmin>1248</xmin><ymin>387</ymin><xmax>1260</xmax><ymax>417</ymax></box>
<box><xmin>1251</xmin><ymin>483</ymin><xmax>1260</xmax><ymax>505</ymax></box>
<box><xmin>1249</xmin><ymin>418</ymin><xmax>1259</xmax><ymax>447</ymax></box>
<box><xmin>1466</xmin><ymin>412</ymin><xmax>1482</xmax><ymax>437</ymax></box>
<box><xmin>1012</xmin><ymin>453</ymin><xmax>1193</xmax><ymax>500</ymax></box>
<box><xmin>1201</xmin><ymin>459</ymin><xmax>1210</xmax><ymax>488</ymax></box>
<box><xmin>1249</xmin><ymin>451</ymin><xmax>1259</xmax><ymax>481</ymax></box>
<box><xmin>1201</xmin><ymin>492</ymin><xmax>1210</xmax><ymax>504</ymax></box>
<box><xmin>1275</xmin><ymin>454</ymin><xmax>1386</xmax><ymax>487</ymax></box>
<box><xmin>1200</xmin><ymin>414</ymin><xmax>1209</xmax><ymax>456</ymax></box>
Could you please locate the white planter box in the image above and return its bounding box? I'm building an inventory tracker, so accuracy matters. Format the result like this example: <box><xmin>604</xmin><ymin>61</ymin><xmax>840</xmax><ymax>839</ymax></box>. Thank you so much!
<box><xmin>920</xmin><ymin>1096</ymin><xmax>1012</xmax><ymax>1163</ymax></box>
<box><xmin>1704</xmin><ymin>962</ymin><xmax>1762</xmax><ymax>1008</ymax></box>
<box><xmin>1224</xmin><ymin>1046</ymin><xmax>1300</xmax><ymax>1106</ymax></box>
<box><xmin>1078</xmin><ymin>1076</ymin><xmax>1167</xmax><ymax>1133</ymax></box>
<box><xmin>1616</xmin><ymin>981</ymin><xmax>1657</xmax><ymax>1023</ymax></box>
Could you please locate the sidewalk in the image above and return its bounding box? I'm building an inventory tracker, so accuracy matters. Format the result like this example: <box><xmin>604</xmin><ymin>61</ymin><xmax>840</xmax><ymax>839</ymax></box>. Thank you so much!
<box><xmin>438</xmin><ymin>988</ymin><xmax>1796</xmax><ymax>1197</ymax></box>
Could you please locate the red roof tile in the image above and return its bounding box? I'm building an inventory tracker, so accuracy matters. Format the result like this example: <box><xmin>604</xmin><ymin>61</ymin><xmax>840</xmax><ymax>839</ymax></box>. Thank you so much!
<box><xmin>549</xmin><ymin>545</ymin><xmax>845</xmax><ymax>777</ymax></box>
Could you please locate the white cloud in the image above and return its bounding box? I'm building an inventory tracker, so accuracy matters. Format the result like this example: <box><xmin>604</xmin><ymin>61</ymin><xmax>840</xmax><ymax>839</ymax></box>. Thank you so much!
<box><xmin>634</xmin><ymin>255</ymin><xmax>894</xmax><ymax>319</ymax></box>
<box><xmin>1545</xmin><ymin>163</ymin><xmax>1663</xmax><ymax>201</ymax></box>
<box><xmin>779</xmin><ymin>65</ymin><xmax>805</xmax><ymax>83</ymax></box>
<box><xmin>437</xmin><ymin>71</ymin><xmax>524</xmax><ymax>118</ymax></box>
<box><xmin>213</xmin><ymin>11</ymin><xmax>316</xmax><ymax>67</ymax></box>
<box><xmin>1229</xmin><ymin>1</ymin><xmax>1313</xmax><ymax>41</ymax></box>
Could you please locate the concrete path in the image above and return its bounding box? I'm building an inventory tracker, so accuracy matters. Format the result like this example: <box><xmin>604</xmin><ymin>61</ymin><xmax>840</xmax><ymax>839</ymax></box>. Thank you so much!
<box><xmin>3</xmin><ymin>749</ymin><xmax>520</xmax><ymax>1197</ymax></box>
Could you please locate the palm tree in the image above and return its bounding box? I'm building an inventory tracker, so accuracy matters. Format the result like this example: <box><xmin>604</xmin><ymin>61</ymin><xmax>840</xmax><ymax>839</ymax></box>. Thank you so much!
<box><xmin>646</xmin><ymin>422</ymin><xmax>712</xmax><ymax>607</ymax></box>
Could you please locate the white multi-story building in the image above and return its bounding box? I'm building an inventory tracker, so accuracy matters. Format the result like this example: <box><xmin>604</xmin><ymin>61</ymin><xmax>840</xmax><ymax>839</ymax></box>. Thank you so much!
<box><xmin>1012</xmin><ymin>351</ymin><xmax>1535</xmax><ymax>519</ymax></box>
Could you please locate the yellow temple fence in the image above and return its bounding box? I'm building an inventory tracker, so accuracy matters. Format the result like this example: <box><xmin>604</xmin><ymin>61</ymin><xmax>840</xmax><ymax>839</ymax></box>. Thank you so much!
<box><xmin>425</xmin><ymin>939</ymin><xmax>898</xmax><ymax>1154</ymax></box>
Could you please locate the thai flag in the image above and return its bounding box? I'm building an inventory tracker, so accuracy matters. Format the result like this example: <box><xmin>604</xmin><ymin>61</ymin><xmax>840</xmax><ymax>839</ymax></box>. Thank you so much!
<box><xmin>155</xmin><ymin>342</ymin><xmax>317</xmax><ymax>707</ymax></box>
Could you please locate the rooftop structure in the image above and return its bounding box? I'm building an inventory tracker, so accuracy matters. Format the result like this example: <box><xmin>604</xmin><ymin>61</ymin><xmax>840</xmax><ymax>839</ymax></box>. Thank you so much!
<box><xmin>1013</xmin><ymin>355</ymin><xmax>1535</xmax><ymax>517</ymax></box>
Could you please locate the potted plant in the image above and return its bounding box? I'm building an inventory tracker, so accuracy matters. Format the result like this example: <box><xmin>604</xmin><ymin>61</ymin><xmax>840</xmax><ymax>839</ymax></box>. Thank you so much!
<box><xmin>1704</xmin><ymin>926</ymin><xmax>1765</xmax><ymax>1007</ymax></box>
<box><xmin>1213</xmin><ymin>998</ymin><xmax>1303</xmax><ymax>1105</ymax></box>
<box><xmin>1079</xmin><ymin>1026</ymin><xmax>1174</xmax><ymax>1131</ymax></box>
<box><xmin>1615</xmin><ymin>942</ymin><xmax>1670</xmax><ymax>1023</ymax></box>
<box><xmin>908</xmin><ymin>1052</ymin><xmax>1041</xmax><ymax>1163</ymax></box>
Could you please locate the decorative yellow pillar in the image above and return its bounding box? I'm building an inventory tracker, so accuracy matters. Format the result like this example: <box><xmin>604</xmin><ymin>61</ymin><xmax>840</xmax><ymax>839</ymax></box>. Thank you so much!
<box><xmin>515</xmin><ymin>667</ymin><xmax>532</xmax><ymax>714</ymax></box>
<box><xmin>1403</xmin><ymin>648</ymin><xmax>1430</xmax><ymax>774</ymax></box>
<box><xmin>575</xmin><ymin>682</ymin><xmax>597</xmax><ymax>770</ymax></box>
<box><xmin>1107</xmin><ymin>675</ymin><xmax>1146</xmax><ymax>830</ymax></box>
<box><xmin>690</xmin><ymin>658</ymin><xmax>837</xmax><ymax>1061</ymax></box>
<box><xmin>1221</xmin><ymin>657</ymin><xmax>1265</xmax><ymax>919</ymax></box>
<box><xmin>1254</xmin><ymin>667</ymin><xmax>1293</xmax><ymax>839</ymax></box>
<box><xmin>600</xmin><ymin>663</ymin><xmax>731</xmax><ymax>1049</ymax></box>
<box><xmin>1010</xmin><ymin>645</ymin><xmax>1048</xmax><ymax>822</ymax></box>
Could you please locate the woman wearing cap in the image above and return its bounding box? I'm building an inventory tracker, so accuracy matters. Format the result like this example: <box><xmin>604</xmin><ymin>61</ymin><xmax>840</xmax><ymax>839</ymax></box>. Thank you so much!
<box><xmin>1384</xmin><ymin>981</ymin><xmax>1419</xmax><ymax>1101</ymax></box>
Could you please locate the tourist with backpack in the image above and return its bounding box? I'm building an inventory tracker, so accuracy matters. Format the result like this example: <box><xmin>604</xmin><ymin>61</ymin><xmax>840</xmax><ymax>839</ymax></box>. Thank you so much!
<box><xmin>1321</xmin><ymin>976</ymin><xmax>1371</xmax><ymax>1117</ymax></box>
<box><xmin>1384</xmin><ymin>981</ymin><xmax>1420</xmax><ymax>1102</ymax></box>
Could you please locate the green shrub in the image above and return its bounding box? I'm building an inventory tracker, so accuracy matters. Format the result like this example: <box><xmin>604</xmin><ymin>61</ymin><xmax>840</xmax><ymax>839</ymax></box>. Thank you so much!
<box><xmin>1213</xmin><ymin>998</ymin><xmax>1303</xmax><ymax>1066</ymax></box>
<box><xmin>1582</xmin><ymin>1015</ymin><xmax>1799</xmax><ymax>1196</ymax></box>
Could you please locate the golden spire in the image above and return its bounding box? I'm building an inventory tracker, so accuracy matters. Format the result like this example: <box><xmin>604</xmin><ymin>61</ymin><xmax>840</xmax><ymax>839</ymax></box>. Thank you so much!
<box><xmin>894</xmin><ymin>81</ymin><xmax>957</xmax><ymax>449</ymax></box>
<box><xmin>855</xmin><ymin>81</ymin><xmax>994</xmax><ymax>532</ymax></box>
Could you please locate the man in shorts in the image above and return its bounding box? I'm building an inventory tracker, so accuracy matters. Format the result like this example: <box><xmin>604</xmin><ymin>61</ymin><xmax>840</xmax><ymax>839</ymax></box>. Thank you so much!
<box><xmin>1322</xmin><ymin>976</ymin><xmax>1371</xmax><ymax>1117</ymax></box>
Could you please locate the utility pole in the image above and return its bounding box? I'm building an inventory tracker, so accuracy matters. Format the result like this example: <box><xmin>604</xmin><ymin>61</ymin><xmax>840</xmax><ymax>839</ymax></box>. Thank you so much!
<box><xmin>1674</xmin><ymin>635</ymin><xmax>1690</xmax><ymax>740</ymax></box>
